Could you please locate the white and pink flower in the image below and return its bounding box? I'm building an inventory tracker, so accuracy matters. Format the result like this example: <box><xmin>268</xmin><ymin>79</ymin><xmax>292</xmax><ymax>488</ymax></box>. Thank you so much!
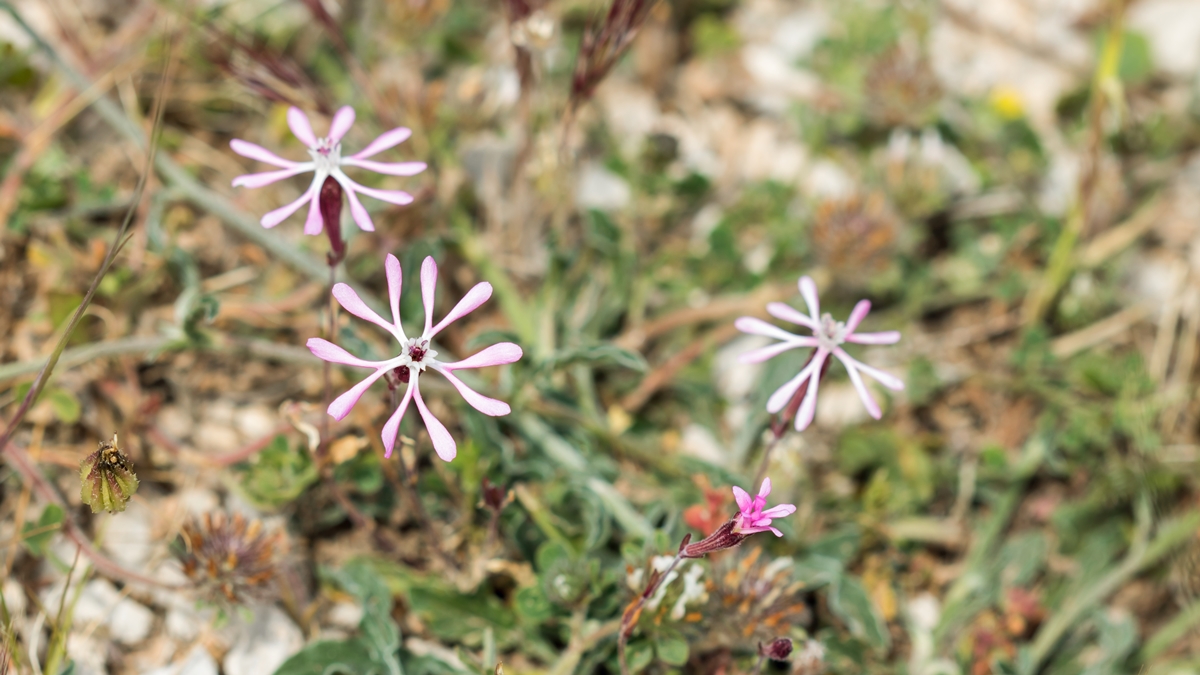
<box><xmin>231</xmin><ymin>106</ymin><xmax>425</xmax><ymax>234</ymax></box>
<box><xmin>736</xmin><ymin>276</ymin><xmax>903</xmax><ymax>431</ymax></box>
<box><xmin>306</xmin><ymin>254</ymin><xmax>522</xmax><ymax>462</ymax></box>
<box><xmin>731</xmin><ymin>478</ymin><xmax>796</xmax><ymax>537</ymax></box>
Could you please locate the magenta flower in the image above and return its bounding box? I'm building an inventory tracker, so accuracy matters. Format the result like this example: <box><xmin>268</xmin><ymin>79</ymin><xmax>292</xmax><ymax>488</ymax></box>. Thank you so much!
<box><xmin>231</xmin><ymin>106</ymin><xmax>426</xmax><ymax>234</ymax></box>
<box><xmin>735</xmin><ymin>276</ymin><xmax>903</xmax><ymax>431</ymax></box>
<box><xmin>306</xmin><ymin>254</ymin><xmax>522</xmax><ymax>462</ymax></box>
<box><xmin>731</xmin><ymin>478</ymin><xmax>796</xmax><ymax>537</ymax></box>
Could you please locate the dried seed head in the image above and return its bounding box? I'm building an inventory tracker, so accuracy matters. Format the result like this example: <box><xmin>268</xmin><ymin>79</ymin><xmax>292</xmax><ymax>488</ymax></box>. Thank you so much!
<box><xmin>178</xmin><ymin>512</ymin><xmax>283</xmax><ymax>604</ymax></box>
<box><xmin>810</xmin><ymin>194</ymin><xmax>899</xmax><ymax>276</ymax></box>
<box><xmin>864</xmin><ymin>46</ymin><xmax>940</xmax><ymax>129</ymax></box>
<box><xmin>79</xmin><ymin>433</ymin><xmax>139</xmax><ymax>514</ymax></box>
<box><xmin>758</xmin><ymin>638</ymin><xmax>793</xmax><ymax>661</ymax></box>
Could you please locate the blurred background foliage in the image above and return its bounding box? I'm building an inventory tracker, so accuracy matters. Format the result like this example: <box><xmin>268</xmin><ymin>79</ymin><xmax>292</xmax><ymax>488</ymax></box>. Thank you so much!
<box><xmin>2</xmin><ymin>0</ymin><xmax>1200</xmax><ymax>674</ymax></box>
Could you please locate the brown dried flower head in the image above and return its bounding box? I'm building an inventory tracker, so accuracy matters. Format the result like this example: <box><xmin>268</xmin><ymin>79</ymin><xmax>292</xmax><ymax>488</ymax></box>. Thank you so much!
<box><xmin>178</xmin><ymin>512</ymin><xmax>283</xmax><ymax>604</ymax></box>
<box><xmin>79</xmin><ymin>433</ymin><xmax>139</xmax><ymax>514</ymax></box>
<box><xmin>810</xmin><ymin>194</ymin><xmax>899</xmax><ymax>275</ymax></box>
<box><xmin>864</xmin><ymin>46</ymin><xmax>941</xmax><ymax>129</ymax></box>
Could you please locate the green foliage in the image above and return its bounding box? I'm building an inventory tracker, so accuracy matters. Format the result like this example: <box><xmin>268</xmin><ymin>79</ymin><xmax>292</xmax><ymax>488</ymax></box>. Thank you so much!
<box><xmin>273</xmin><ymin>561</ymin><xmax>403</xmax><ymax>675</ymax></box>
<box><xmin>21</xmin><ymin>504</ymin><xmax>63</xmax><ymax>557</ymax></box>
<box><xmin>234</xmin><ymin>436</ymin><xmax>319</xmax><ymax>509</ymax></box>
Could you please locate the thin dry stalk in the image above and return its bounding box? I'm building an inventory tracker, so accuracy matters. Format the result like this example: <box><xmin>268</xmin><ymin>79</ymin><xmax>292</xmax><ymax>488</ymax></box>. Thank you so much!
<box><xmin>0</xmin><ymin>7</ymin><xmax>180</xmax><ymax>589</ymax></box>
<box><xmin>565</xmin><ymin>0</ymin><xmax>658</xmax><ymax>138</ymax></box>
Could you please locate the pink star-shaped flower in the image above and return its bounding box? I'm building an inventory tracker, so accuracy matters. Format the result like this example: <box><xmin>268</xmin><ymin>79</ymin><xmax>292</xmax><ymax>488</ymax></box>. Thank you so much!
<box><xmin>735</xmin><ymin>276</ymin><xmax>903</xmax><ymax>431</ymax></box>
<box><xmin>231</xmin><ymin>106</ymin><xmax>426</xmax><ymax>234</ymax></box>
<box><xmin>731</xmin><ymin>478</ymin><xmax>796</xmax><ymax>537</ymax></box>
<box><xmin>306</xmin><ymin>254</ymin><xmax>522</xmax><ymax>462</ymax></box>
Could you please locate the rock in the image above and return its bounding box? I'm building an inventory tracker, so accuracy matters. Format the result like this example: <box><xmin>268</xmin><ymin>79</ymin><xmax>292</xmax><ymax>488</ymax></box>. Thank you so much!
<box><xmin>928</xmin><ymin>0</ymin><xmax>1090</xmax><ymax>128</ymax></box>
<box><xmin>156</xmin><ymin>406</ymin><xmax>194</xmax><ymax>442</ymax></box>
<box><xmin>713</xmin><ymin>335</ymin><xmax>770</xmax><ymax>402</ymax></box>
<box><xmin>165</xmin><ymin>605</ymin><xmax>203</xmax><ymax>643</ymax></box>
<box><xmin>575</xmin><ymin>163</ymin><xmax>631</xmax><ymax>211</ymax></box>
<box><xmin>64</xmin><ymin>633</ymin><xmax>109</xmax><ymax>675</ymax></box>
<box><xmin>680</xmin><ymin>424</ymin><xmax>724</xmax><ymax>464</ymax></box>
<box><xmin>101</xmin><ymin>500</ymin><xmax>155</xmax><ymax>570</ymax></box>
<box><xmin>3</xmin><ymin>579</ymin><xmax>26</xmax><ymax>616</ymax></box>
<box><xmin>193</xmin><ymin>424</ymin><xmax>239</xmax><ymax>455</ymax></box>
<box><xmin>176</xmin><ymin>488</ymin><xmax>220</xmax><ymax>518</ymax></box>
<box><xmin>221</xmin><ymin>605</ymin><xmax>304</xmax><ymax>675</ymax></box>
<box><xmin>66</xmin><ymin>579</ymin><xmax>154</xmax><ymax>645</ymax></box>
<box><xmin>460</xmin><ymin>133</ymin><xmax>518</xmax><ymax>199</ymax></box>
<box><xmin>327</xmin><ymin>601</ymin><xmax>364</xmax><ymax>630</ymax></box>
<box><xmin>814</xmin><ymin>382</ymin><xmax>872</xmax><ymax>430</ymax></box>
<box><xmin>234</xmin><ymin>405</ymin><xmax>276</xmax><ymax>441</ymax></box>
<box><xmin>1128</xmin><ymin>0</ymin><xmax>1200</xmax><ymax>77</ymax></box>
<box><xmin>804</xmin><ymin>160</ymin><xmax>855</xmax><ymax>199</ymax></box>
<box><xmin>598</xmin><ymin>82</ymin><xmax>661</xmax><ymax>156</ymax></box>
<box><xmin>144</xmin><ymin>645</ymin><xmax>219</xmax><ymax>675</ymax></box>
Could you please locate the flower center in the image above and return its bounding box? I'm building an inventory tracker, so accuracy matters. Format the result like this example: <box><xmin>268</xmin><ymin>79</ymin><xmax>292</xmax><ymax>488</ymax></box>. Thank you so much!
<box><xmin>816</xmin><ymin>313</ymin><xmax>848</xmax><ymax>351</ymax></box>
<box><xmin>308</xmin><ymin>138</ymin><xmax>342</xmax><ymax>175</ymax></box>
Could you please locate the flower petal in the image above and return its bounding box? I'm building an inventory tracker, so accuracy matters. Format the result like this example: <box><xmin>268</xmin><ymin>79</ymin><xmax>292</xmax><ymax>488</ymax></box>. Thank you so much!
<box><xmin>385</xmin><ymin>254</ymin><xmax>406</xmax><ymax>337</ymax></box>
<box><xmin>287</xmin><ymin>107</ymin><xmax>318</xmax><ymax>148</ymax></box>
<box><xmin>732</xmin><ymin>486</ymin><xmax>752</xmax><ymax>513</ymax></box>
<box><xmin>440</xmin><ymin>342</ymin><xmax>523</xmax><ymax>370</ymax></box>
<box><xmin>768</xmin><ymin>527</ymin><xmax>784</xmax><ymax>537</ymax></box>
<box><xmin>333</xmin><ymin>283</ymin><xmax>403</xmax><ymax>341</ymax></box>
<box><xmin>766</xmin><ymin>302</ymin><xmax>818</xmax><ymax>331</ymax></box>
<box><xmin>351</xmin><ymin>183</ymin><xmax>414</xmax><ymax>206</ymax></box>
<box><xmin>327</xmin><ymin>367</ymin><xmax>390</xmax><ymax>420</ymax></box>
<box><xmin>844</xmin><ymin>299</ymin><xmax>872</xmax><ymax>334</ymax></box>
<box><xmin>765</xmin><ymin>355</ymin><xmax>821</xmax><ymax>413</ymax></box>
<box><xmin>349</xmin><ymin>127</ymin><xmax>412</xmax><ymax>160</ymax></box>
<box><xmin>435</xmin><ymin>368</ymin><xmax>511</xmax><ymax>416</ymax></box>
<box><xmin>794</xmin><ymin>351</ymin><xmax>828</xmax><ymax>431</ymax></box>
<box><xmin>834</xmin><ymin>348</ymin><xmax>904</xmax><ymax>390</ymax></box>
<box><xmin>735</xmin><ymin>316</ymin><xmax>804</xmax><ymax>344</ymax></box>
<box><xmin>738</xmin><ymin>340</ymin><xmax>812</xmax><ymax>365</ymax></box>
<box><xmin>798</xmin><ymin>276</ymin><xmax>820</xmax><ymax>324</ymax></box>
<box><xmin>837</xmin><ymin>351</ymin><xmax>881</xmax><ymax>419</ymax></box>
<box><xmin>758</xmin><ymin>477</ymin><xmax>772</xmax><ymax>498</ymax></box>
<box><xmin>230</xmin><ymin>139</ymin><xmax>300</xmax><ymax>167</ymax></box>
<box><xmin>261</xmin><ymin>183</ymin><xmax>317</xmax><ymax>228</ymax></box>
<box><xmin>846</xmin><ymin>330</ymin><xmax>902</xmax><ymax>345</ymax></box>
<box><xmin>231</xmin><ymin>165</ymin><xmax>313</xmax><ymax>189</ymax></box>
<box><xmin>341</xmin><ymin>158</ymin><xmax>428</xmax><ymax>176</ymax></box>
<box><xmin>303</xmin><ymin>190</ymin><xmax>324</xmax><ymax>235</ymax></box>
<box><xmin>760</xmin><ymin>503</ymin><xmax>796</xmax><ymax>518</ymax></box>
<box><xmin>420</xmin><ymin>256</ymin><xmax>437</xmax><ymax>336</ymax></box>
<box><xmin>306</xmin><ymin>337</ymin><xmax>378</xmax><ymax>369</ymax></box>
<box><xmin>328</xmin><ymin>106</ymin><xmax>356</xmax><ymax>143</ymax></box>
<box><xmin>413</xmin><ymin>382</ymin><xmax>456</xmax><ymax>461</ymax></box>
<box><xmin>338</xmin><ymin>177</ymin><xmax>375</xmax><ymax>232</ymax></box>
<box><xmin>381</xmin><ymin>382</ymin><xmax>415</xmax><ymax>458</ymax></box>
<box><xmin>429</xmin><ymin>282</ymin><xmax>491</xmax><ymax>338</ymax></box>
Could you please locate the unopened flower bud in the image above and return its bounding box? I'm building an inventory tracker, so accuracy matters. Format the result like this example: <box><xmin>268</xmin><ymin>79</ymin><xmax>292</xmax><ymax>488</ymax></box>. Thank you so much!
<box><xmin>681</xmin><ymin>519</ymin><xmax>746</xmax><ymax>558</ymax></box>
<box><xmin>481</xmin><ymin>477</ymin><xmax>511</xmax><ymax>512</ymax></box>
<box><xmin>759</xmin><ymin>638</ymin><xmax>793</xmax><ymax>661</ymax></box>
<box><xmin>320</xmin><ymin>176</ymin><xmax>346</xmax><ymax>265</ymax></box>
<box><xmin>79</xmin><ymin>434</ymin><xmax>139</xmax><ymax>514</ymax></box>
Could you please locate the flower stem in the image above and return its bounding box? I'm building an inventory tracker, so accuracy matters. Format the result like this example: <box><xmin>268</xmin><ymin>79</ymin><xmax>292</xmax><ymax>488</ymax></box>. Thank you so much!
<box><xmin>752</xmin><ymin>354</ymin><xmax>831</xmax><ymax>486</ymax></box>
<box><xmin>618</xmin><ymin>536</ymin><xmax>690</xmax><ymax>675</ymax></box>
<box><xmin>388</xmin><ymin>388</ymin><xmax>458</xmax><ymax>571</ymax></box>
